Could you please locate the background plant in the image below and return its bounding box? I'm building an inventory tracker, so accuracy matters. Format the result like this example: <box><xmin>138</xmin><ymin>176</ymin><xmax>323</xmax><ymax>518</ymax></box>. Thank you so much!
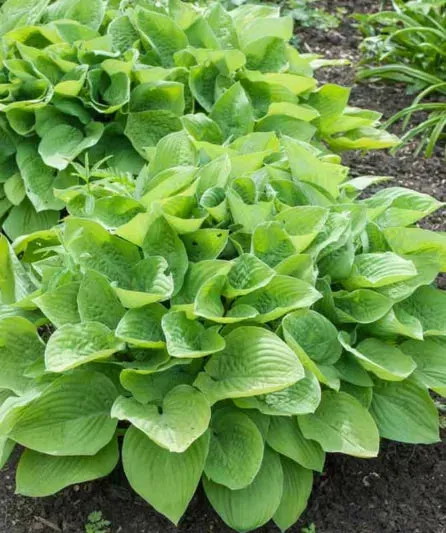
<box><xmin>0</xmin><ymin>1</ymin><xmax>444</xmax><ymax>533</ymax></box>
<box><xmin>356</xmin><ymin>0</ymin><xmax>446</xmax><ymax>156</ymax></box>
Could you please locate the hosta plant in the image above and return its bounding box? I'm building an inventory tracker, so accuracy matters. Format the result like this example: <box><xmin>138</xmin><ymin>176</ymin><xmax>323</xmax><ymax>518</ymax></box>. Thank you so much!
<box><xmin>0</xmin><ymin>0</ymin><xmax>398</xmax><ymax>241</ymax></box>
<box><xmin>0</xmin><ymin>1</ymin><xmax>445</xmax><ymax>533</ymax></box>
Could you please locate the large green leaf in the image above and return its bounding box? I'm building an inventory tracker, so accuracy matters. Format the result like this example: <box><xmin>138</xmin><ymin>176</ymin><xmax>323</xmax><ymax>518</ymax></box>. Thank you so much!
<box><xmin>10</xmin><ymin>371</ymin><xmax>118</xmax><ymax>455</ymax></box>
<box><xmin>0</xmin><ymin>317</ymin><xmax>44</xmax><ymax>394</ymax></box>
<box><xmin>112</xmin><ymin>385</ymin><xmax>210</xmax><ymax>453</ymax></box>
<box><xmin>400</xmin><ymin>338</ymin><xmax>446</xmax><ymax>390</ymax></box>
<box><xmin>123</xmin><ymin>426</ymin><xmax>209</xmax><ymax>524</ymax></box>
<box><xmin>194</xmin><ymin>326</ymin><xmax>304</xmax><ymax>404</ymax></box>
<box><xmin>210</xmin><ymin>83</ymin><xmax>255</xmax><ymax>140</ymax></box>
<box><xmin>45</xmin><ymin>321</ymin><xmax>124</xmax><ymax>372</ymax></box>
<box><xmin>267</xmin><ymin>416</ymin><xmax>325</xmax><ymax>471</ymax></box>
<box><xmin>116</xmin><ymin>304</ymin><xmax>167</xmax><ymax>348</ymax></box>
<box><xmin>370</xmin><ymin>380</ymin><xmax>440</xmax><ymax>444</ymax></box>
<box><xmin>162</xmin><ymin>311</ymin><xmax>225</xmax><ymax>358</ymax></box>
<box><xmin>234</xmin><ymin>369</ymin><xmax>321</xmax><ymax>416</ymax></box>
<box><xmin>16</xmin><ymin>436</ymin><xmax>119</xmax><ymax>496</ymax></box>
<box><xmin>339</xmin><ymin>334</ymin><xmax>416</xmax><ymax>381</ymax></box>
<box><xmin>273</xmin><ymin>457</ymin><xmax>313</xmax><ymax>532</ymax></box>
<box><xmin>77</xmin><ymin>270</ymin><xmax>125</xmax><ymax>329</ymax></box>
<box><xmin>203</xmin><ymin>446</ymin><xmax>283</xmax><ymax>533</ymax></box>
<box><xmin>34</xmin><ymin>282</ymin><xmax>80</xmax><ymax>327</ymax></box>
<box><xmin>299</xmin><ymin>391</ymin><xmax>380</xmax><ymax>458</ymax></box>
<box><xmin>205</xmin><ymin>407</ymin><xmax>264</xmax><ymax>490</ymax></box>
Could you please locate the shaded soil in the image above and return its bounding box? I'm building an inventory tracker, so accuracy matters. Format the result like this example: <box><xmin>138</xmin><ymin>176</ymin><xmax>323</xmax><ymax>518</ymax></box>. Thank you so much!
<box><xmin>0</xmin><ymin>1</ymin><xmax>445</xmax><ymax>532</ymax></box>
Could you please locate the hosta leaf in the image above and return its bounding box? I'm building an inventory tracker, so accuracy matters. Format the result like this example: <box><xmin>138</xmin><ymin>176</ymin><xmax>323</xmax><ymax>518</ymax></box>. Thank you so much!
<box><xmin>194</xmin><ymin>326</ymin><xmax>304</xmax><ymax>404</ymax></box>
<box><xmin>400</xmin><ymin>338</ymin><xmax>446</xmax><ymax>391</ymax></box>
<box><xmin>339</xmin><ymin>334</ymin><xmax>416</xmax><ymax>382</ymax></box>
<box><xmin>204</xmin><ymin>407</ymin><xmax>264</xmax><ymax>490</ymax></box>
<box><xmin>231</xmin><ymin>276</ymin><xmax>321</xmax><ymax>323</ymax></box>
<box><xmin>235</xmin><ymin>370</ymin><xmax>321</xmax><ymax>416</ymax></box>
<box><xmin>162</xmin><ymin>311</ymin><xmax>225</xmax><ymax>358</ymax></box>
<box><xmin>142</xmin><ymin>216</ymin><xmax>188</xmax><ymax>295</ymax></box>
<box><xmin>203</xmin><ymin>446</ymin><xmax>283</xmax><ymax>533</ymax></box>
<box><xmin>397</xmin><ymin>285</ymin><xmax>446</xmax><ymax>336</ymax></box>
<box><xmin>135</xmin><ymin>7</ymin><xmax>188</xmax><ymax>67</ymax></box>
<box><xmin>120</xmin><ymin>363</ymin><xmax>197</xmax><ymax>404</ymax></box>
<box><xmin>362</xmin><ymin>307</ymin><xmax>423</xmax><ymax>341</ymax></box>
<box><xmin>45</xmin><ymin>321</ymin><xmax>124</xmax><ymax>373</ymax></box>
<box><xmin>210</xmin><ymin>83</ymin><xmax>254</xmax><ymax>140</ymax></box>
<box><xmin>267</xmin><ymin>417</ymin><xmax>325</xmax><ymax>472</ymax></box>
<box><xmin>116</xmin><ymin>304</ymin><xmax>167</xmax><ymax>348</ymax></box>
<box><xmin>181</xmin><ymin>229</ymin><xmax>229</xmax><ymax>262</ymax></box>
<box><xmin>251</xmin><ymin>222</ymin><xmax>296</xmax><ymax>268</ymax></box>
<box><xmin>282</xmin><ymin>312</ymin><xmax>341</xmax><ymax>391</ymax></box>
<box><xmin>38</xmin><ymin>122</ymin><xmax>104</xmax><ymax>171</ymax></box>
<box><xmin>273</xmin><ymin>457</ymin><xmax>313</xmax><ymax>532</ymax></box>
<box><xmin>147</xmin><ymin>130</ymin><xmax>196</xmax><ymax>177</ymax></box>
<box><xmin>370</xmin><ymin>380</ymin><xmax>439</xmax><ymax>444</ymax></box>
<box><xmin>194</xmin><ymin>274</ymin><xmax>259</xmax><ymax>324</ymax></box>
<box><xmin>10</xmin><ymin>371</ymin><xmax>118</xmax><ymax>455</ymax></box>
<box><xmin>64</xmin><ymin>218</ymin><xmax>141</xmax><ymax>286</ymax></box>
<box><xmin>279</xmin><ymin>310</ymin><xmax>341</xmax><ymax>365</ymax></box>
<box><xmin>34</xmin><ymin>282</ymin><xmax>80</xmax><ymax>327</ymax></box>
<box><xmin>16</xmin><ymin>436</ymin><xmax>119</xmax><ymax>497</ymax></box>
<box><xmin>343</xmin><ymin>252</ymin><xmax>417</xmax><ymax>289</ymax></box>
<box><xmin>299</xmin><ymin>391</ymin><xmax>380</xmax><ymax>458</ymax></box>
<box><xmin>112</xmin><ymin>385</ymin><xmax>210</xmax><ymax>453</ymax></box>
<box><xmin>275</xmin><ymin>206</ymin><xmax>329</xmax><ymax>253</ymax></box>
<box><xmin>224</xmin><ymin>254</ymin><xmax>275</xmax><ymax>298</ymax></box>
<box><xmin>114</xmin><ymin>257</ymin><xmax>174</xmax><ymax>308</ymax></box>
<box><xmin>0</xmin><ymin>317</ymin><xmax>44</xmax><ymax>394</ymax></box>
<box><xmin>46</xmin><ymin>0</ymin><xmax>107</xmax><ymax>30</ymax></box>
<box><xmin>332</xmin><ymin>289</ymin><xmax>393</xmax><ymax>324</ymax></box>
<box><xmin>77</xmin><ymin>270</ymin><xmax>125</xmax><ymax>329</ymax></box>
<box><xmin>384</xmin><ymin>227</ymin><xmax>446</xmax><ymax>271</ymax></box>
<box><xmin>123</xmin><ymin>427</ymin><xmax>209</xmax><ymax>525</ymax></box>
<box><xmin>283</xmin><ymin>136</ymin><xmax>347</xmax><ymax>198</ymax></box>
<box><xmin>3</xmin><ymin>200</ymin><xmax>59</xmax><ymax>241</ymax></box>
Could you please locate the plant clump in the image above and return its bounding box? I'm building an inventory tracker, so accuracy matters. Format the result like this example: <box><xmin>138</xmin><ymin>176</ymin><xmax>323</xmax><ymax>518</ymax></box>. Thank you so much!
<box><xmin>0</xmin><ymin>1</ymin><xmax>445</xmax><ymax>532</ymax></box>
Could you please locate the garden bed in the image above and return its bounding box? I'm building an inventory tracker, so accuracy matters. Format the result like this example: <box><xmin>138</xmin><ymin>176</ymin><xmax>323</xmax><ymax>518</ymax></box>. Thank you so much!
<box><xmin>0</xmin><ymin>1</ymin><xmax>444</xmax><ymax>532</ymax></box>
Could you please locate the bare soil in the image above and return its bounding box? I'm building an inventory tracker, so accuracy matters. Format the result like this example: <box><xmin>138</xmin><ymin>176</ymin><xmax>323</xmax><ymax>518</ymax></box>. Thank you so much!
<box><xmin>0</xmin><ymin>1</ymin><xmax>444</xmax><ymax>532</ymax></box>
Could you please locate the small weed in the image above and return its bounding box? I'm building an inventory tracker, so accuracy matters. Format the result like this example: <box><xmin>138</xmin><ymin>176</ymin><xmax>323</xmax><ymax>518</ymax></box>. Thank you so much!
<box><xmin>85</xmin><ymin>511</ymin><xmax>111</xmax><ymax>533</ymax></box>
<box><xmin>286</xmin><ymin>0</ymin><xmax>346</xmax><ymax>30</ymax></box>
<box><xmin>301</xmin><ymin>524</ymin><xmax>317</xmax><ymax>533</ymax></box>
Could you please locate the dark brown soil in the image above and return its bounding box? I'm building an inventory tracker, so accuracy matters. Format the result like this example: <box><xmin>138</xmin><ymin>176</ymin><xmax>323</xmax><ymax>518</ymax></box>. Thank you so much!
<box><xmin>1</xmin><ymin>1</ymin><xmax>445</xmax><ymax>532</ymax></box>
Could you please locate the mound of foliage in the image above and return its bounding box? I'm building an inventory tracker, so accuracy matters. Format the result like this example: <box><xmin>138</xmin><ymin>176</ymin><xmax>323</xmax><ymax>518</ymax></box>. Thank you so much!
<box><xmin>356</xmin><ymin>0</ymin><xmax>446</xmax><ymax>156</ymax></box>
<box><xmin>0</xmin><ymin>1</ymin><xmax>445</xmax><ymax>532</ymax></box>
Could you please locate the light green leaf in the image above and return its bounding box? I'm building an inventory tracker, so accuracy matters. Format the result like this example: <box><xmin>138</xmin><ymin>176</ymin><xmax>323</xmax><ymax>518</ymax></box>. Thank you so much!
<box><xmin>0</xmin><ymin>317</ymin><xmax>44</xmax><ymax>395</ymax></box>
<box><xmin>203</xmin><ymin>446</ymin><xmax>283</xmax><ymax>533</ymax></box>
<box><xmin>194</xmin><ymin>326</ymin><xmax>304</xmax><ymax>404</ymax></box>
<box><xmin>16</xmin><ymin>436</ymin><xmax>119</xmax><ymax>497</ymax></box>
<box><xmin>371</xmin><ymin>380</ymin><xmax>439</xmax><ymax>444</ymax></box>
<box><xmin>339</xmin><ymin>335</ymin><xmax>416</xmax><ymax>382</ymax></box>
<box><xmin>205</xmin><ymin>407</ymin><xmax>264</xmax><ymax>490</ymax></box>
<box><xmin>234</xmin><ymin>370</ymin><xmax>321</xmax><ymax>416</ymax></box>
<box><xmin>273</xmin><ymin>457</ymin><xmax>313</xmax><ymax>532</ymax></box>
<box><xmin>400</xmin><ymin>338</ymin><xmax>446</xmax><ymax>391</ymax></box>
<box><xmin>34</xmin><ymin>282</ymin><xmax>80</xmax><ymax>327</ymax></box>
<box><xmin>77</xmin><ymin>270</ymin><xmax>125</xmax><ymax>329</ymax></box>
<box><xmin>10</xmin><ymin>371</ymin><xmax>118</xmax><ymax>455</ymax></box>
<box><xmin>181</xmin><ymin>229</ymin><xmax>229</xmax><ymax>262</ymax></box>
<box><xmin>299</xmin><ymin>391</ymin><xmax>380</xmax><ymax>458</ymax></box>
<box><xmin>123</xmin><ymin>426</ymin><xmax>209</xmax><ymax>524</ymax></box>
<box><xmin>45</xmin><ymin>322</ymin><xmax>124</xmax><ymax>373</ymax></box>
<box><xmin>210</xmin><ymin>83</ymin><xmax>254</xmax><ymax>140</ymax></box>
<box><xmin>224</xmin><ymin>254</ymin><xmax>275</xmax><ymax>298</ymax></box>
<box><xmin>162</xmin><ymin>311</ymin><xmax>225</xmax><ymax>358</ymax></box>
<box><xmin>114</xmin><ymin>256</ymin><xmax>174</xmax><ymax>308</ymax></box>
<box><xmin>267</xmin><ymin>416</ymin><xmax>325</xmax><ymax>472</ymax></box>
<box><xmin>343</xmin><ymin>253</ymin><xmax>417</xmax><ymax>290</ymax></box>
<box><xmin>116</xmin><ymin>304</ymin><xmax>166</xmax><ymax>348</ymax></box>
<box><xmin>232</xmin><ymin>276</ymin><xmax>321</xmax><ymax>323</ymax></box>
<box><xmin>112</xmin><ymin>385</ymin><xmax>210</xmax><ymax>453</ymax></box>
<box><xmin>397</xmin><ymin>285</ymin><xmax>446</xmax><ymax>336</ymax></box>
